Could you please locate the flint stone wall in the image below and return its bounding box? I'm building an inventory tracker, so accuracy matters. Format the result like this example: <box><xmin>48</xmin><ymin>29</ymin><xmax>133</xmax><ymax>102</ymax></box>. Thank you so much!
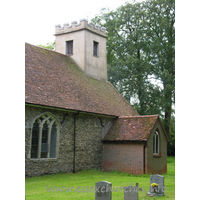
<box><xmin>25</xmin><ymin>105</ymin><xmax>113</xmax><ymax>176</ymax></box>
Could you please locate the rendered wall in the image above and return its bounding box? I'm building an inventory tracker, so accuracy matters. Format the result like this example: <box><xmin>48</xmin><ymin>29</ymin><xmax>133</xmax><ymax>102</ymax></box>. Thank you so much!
<box><xmin>85</xmin><ymin>30</ymin><xmax>107</xmax><ymax>80</ymax></box>
<box><xmin>146</xmin><ymin>121</ymin><xmax>168</xmax><ymax>174</ymax></box>
<box><xmin>55</xmin><ymin>19</ymin><xmax>107</xmax><ymax>81</ymax></box>
<box><xmin>55</xmin><ymin>30</ymin><xmax>85</xmax><ymax>72</ymax></box>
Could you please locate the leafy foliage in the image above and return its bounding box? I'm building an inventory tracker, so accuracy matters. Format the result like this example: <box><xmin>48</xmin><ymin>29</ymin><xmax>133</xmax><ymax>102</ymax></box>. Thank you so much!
<box><xmin>92</xmin><ymin>0</ymin><xmax>175</xmax><ymax>141</ymax></box>
<box><xmin>38</xmin><ymin>41</ymin><xmax>55</xmax><ymax>50</ymax></box>
<box><xmin>167</xmin><ymin>115</ymin><xmax>175</xmax><ymax>156</ymax></box>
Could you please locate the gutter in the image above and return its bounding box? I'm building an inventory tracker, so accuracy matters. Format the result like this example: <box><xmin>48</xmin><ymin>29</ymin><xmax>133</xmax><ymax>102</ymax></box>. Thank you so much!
<box><xmin>98</xmin><ymin>117</ymin><xmax>104</xmax><ymax>127</ymax></box>
<box><xmin>25</xmin><ymin>102</ymin><xmax>117</xmax><ymax>118</ymax></box>
<box><xmin>101</xmin><ymin>140</ymin><xmax>147</xmax><ymax>144</ymax></box>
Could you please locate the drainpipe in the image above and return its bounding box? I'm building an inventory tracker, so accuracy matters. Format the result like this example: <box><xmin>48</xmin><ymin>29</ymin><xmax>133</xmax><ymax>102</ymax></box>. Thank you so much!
<box><xmin>73</xmin><ymin>112</ymin><xmax>79</xmax><ymax>173</ymax></box>
<box><xmin>98</xmin><ymin>117</ymin><xmax>104</xmax><ymax>127</ymax></box>
<box><xmin>60</xmin><ymin>113</ymin><xmax>69</xmax><ymax>124</ymax></box>
<box><xmin>143</xmin><ymin>143</ymin><xmax>146</xmax><ymax>174</ymax></box>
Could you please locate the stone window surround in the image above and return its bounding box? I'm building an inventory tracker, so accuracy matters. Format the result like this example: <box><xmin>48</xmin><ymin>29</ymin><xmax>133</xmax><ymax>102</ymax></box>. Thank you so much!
<box><xmin>28</xmin><ymin>112</ymin><xmax>60</xmax><ymax>160</ymax></box>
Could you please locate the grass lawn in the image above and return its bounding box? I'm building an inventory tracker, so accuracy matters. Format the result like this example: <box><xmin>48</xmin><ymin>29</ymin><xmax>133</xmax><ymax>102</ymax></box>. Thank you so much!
<box><xmin>25</xmin><ymin>156</ymin><xmax>175</xmax><ymax>199</ymax></box>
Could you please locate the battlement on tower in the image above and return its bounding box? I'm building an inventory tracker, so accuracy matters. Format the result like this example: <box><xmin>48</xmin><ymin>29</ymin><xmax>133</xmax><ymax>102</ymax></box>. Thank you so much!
<box><xmin>55</xmin><ymin>19</ymin><xmax>107</xmax><ymax>37</ymax></box>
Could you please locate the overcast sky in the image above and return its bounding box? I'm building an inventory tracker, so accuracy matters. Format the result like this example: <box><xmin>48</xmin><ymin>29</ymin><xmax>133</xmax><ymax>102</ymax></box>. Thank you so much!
<box><xmin>24</xmin><ymin>0</ymin><xmax>134</xmax><ymax>46</ymax></box>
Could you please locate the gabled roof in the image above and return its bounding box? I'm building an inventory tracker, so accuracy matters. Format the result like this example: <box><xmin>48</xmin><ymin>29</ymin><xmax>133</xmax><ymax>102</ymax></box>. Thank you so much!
<box><xmin>25</xmin><ymin>43</ymin><xmax>139</xmax><ymax>117</ymax></box>
<box><xmin>102</xmin><ymin>115</ymin><xmax>168</xmax><ymax>142</ymax></box>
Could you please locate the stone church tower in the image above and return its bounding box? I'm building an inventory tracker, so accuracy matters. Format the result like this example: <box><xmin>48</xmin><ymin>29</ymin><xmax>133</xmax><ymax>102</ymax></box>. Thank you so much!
<box><xmin>54</xmin><ymin>19</ymin><xmax>107</xmax><ymax>81</ymax></box>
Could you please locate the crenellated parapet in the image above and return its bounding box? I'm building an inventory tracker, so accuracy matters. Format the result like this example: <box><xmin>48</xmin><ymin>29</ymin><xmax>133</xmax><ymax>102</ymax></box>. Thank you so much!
<box><xmin>55</xmin><ymin>19</ymin><xmax>107</xmax><ymax>37</ymax></box>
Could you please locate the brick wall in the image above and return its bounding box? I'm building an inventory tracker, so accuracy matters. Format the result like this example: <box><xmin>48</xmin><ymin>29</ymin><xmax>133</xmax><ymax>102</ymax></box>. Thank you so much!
<box><xmin>103</xmin><ymin>143</ymin><xmax>145</xmax><ymax>175</ymax></box>
<box><xmin>25</xmin><ymin>105</ymin><xmax>113</xmax><ymax>176</ymax></box>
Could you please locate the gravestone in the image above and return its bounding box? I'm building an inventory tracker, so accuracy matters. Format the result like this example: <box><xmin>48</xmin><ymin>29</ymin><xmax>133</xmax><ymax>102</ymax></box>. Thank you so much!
<box><xmin>95</xmin><ymin>181</ymin><xmax>112</xmax><ymax>200</ymax></box>
<box><xmin>124</xmin><ymin>185</ymin><xmax>138</xmax><ymax>200</ymax></box>
<box><xmin>148</xmin><ymin>174</ymin><xmax>165</xmax><ymax>196</ymax></box>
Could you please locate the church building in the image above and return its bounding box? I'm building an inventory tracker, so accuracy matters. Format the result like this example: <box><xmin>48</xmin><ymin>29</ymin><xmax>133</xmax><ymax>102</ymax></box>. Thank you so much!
<box><xmin>25</xmin><ymin>19</ymin><xmax>168</xmax><ymax>177</ymax></box>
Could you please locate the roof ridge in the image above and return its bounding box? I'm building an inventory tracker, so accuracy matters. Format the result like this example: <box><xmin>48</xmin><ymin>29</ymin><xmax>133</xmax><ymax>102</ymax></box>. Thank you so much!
<box><xmin>119</xmin><ymin>114</ymin><xmax>158</xmax><ymax>119</ymax></box>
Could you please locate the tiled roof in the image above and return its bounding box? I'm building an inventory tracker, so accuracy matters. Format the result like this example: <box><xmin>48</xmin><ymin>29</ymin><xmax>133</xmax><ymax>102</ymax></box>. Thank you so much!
<box><xmin>103</xmin><ymin>115</ymin><xmax>164</xmax><ymax>141</ymax></box>
<box><xmin>25</xmin><ymin>43</ymin><xmax>139</xmax><ymax>117</ymax></box>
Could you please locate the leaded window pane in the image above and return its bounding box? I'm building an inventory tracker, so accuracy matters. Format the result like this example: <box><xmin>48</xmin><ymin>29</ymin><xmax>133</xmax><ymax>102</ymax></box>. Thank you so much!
<box><xmin>156</xmin><ymin>133</ymin><xmax>159</xmax><ymax>153</ymax></box>
<box><xmin>41</xmin><ymin>121</ymin><xmax>48</xmax><ymax>158</ymax></box>
<box><xmin>41</xmin><ymin>143</ymin><xmax>48</xmax><ymax>152</ymax></box>
<box><xmin>31</xmin><ymin>121</ymin><xmax>39</xmax><ymax>158</ymax></box>
<box><xmin>153</xmin><ymin>131</ymin><xmax>159</xmax><ymax>154</ymax></box>
<box><xmin>30</xmin><ymin>114</ymin><xmax>58</xmax><ymax>159</ymax></box>
<box><xmin>50</xmin><ymin>122</ymin><xmax>57</xmax><ymax>158</ymax></box>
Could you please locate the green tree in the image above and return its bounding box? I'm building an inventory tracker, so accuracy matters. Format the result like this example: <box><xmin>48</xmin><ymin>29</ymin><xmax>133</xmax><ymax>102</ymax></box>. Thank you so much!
<box><xmin>93</xmin><ymin>2</ymin><xmax>163</xmax><ymax>116</ymax></box>
<box><xmin>144</xmin><ymin>0</ymin><xmax>175</xmax><ymax>140</ymax></box>
<box><xmin>38</xmin><ymin>41</ymin><xmax>55</xmax><ymax>50</ymax></box>
<box><xmin>92</xmin><ymin>0</ymin><xmax>175</xmax><ymax>141</ymax></box>
<box><xmin>166</xmin><ymin>114</ymin><xmax>175</xmax><ymax>156</ymax></box>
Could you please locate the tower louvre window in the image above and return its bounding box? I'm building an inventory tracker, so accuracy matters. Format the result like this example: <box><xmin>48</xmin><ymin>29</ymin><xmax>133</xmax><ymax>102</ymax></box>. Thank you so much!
<box><xmin>93</xmin><ymin>41</ymin><xmax>99</xmax><ymax>57</ymax></box>
<box><xmin>66</xmin><ymin>40</ymin><xmax>73</xmax><ymax>55</ymax></box>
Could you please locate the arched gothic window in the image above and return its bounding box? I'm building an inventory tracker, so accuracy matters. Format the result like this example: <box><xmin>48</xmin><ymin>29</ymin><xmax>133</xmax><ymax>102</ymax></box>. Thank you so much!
<box><xmin>31</xmin><ymin>113</ymin><xmax>59</xmax><ymax>159</ymax></box>
<box><xmin>153</xmin><ymin>130</ymin><xmax>159</xmax><ymax>154</ymax></box>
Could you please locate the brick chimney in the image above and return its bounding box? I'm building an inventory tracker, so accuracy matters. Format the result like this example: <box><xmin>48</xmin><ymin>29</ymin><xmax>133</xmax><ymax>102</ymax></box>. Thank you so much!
<box><xmin>54</xmin><ymin>19</ymin><xmax>107</xmax><ymax>81</ymax></box>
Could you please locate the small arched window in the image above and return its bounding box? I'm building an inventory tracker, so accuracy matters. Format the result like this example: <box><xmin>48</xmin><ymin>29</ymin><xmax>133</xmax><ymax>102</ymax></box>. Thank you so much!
<box><xmin>31</xmin><ymin>113</ymin><xmax>59</xmax><ymax>159</ymax></box>
<box><xmin>153</xmin><ymin>130</ymin><xmax>159</xmax><ymax>154</ymax></box>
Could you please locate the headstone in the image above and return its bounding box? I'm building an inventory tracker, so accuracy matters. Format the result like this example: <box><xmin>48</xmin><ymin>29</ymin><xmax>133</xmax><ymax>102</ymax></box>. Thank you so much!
<box><xmin>124</xmin><ymin>185</ymin><xmax>138</xmax><ymax>200</ymax></box>
<box><xmin>95</xmin><ymin>181</ymin><xmax>112</xmax><ymax>200</ymax></box>
<box><xmin>148</xmin><ymin>174</ymin><xmax>165</xmax><ymax>196</ymax></box>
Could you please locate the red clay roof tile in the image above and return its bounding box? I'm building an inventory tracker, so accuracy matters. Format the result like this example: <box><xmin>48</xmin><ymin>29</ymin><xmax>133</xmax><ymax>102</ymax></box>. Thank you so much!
<box><xmin>25</xmin><ymin>43</ymin><xmax>139</xmax><ymax>117</ymax></box>
<box><xmin>103</xmin><ymin>115</ymin><xmax>160</xmax><ymax>141</ymax></box>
